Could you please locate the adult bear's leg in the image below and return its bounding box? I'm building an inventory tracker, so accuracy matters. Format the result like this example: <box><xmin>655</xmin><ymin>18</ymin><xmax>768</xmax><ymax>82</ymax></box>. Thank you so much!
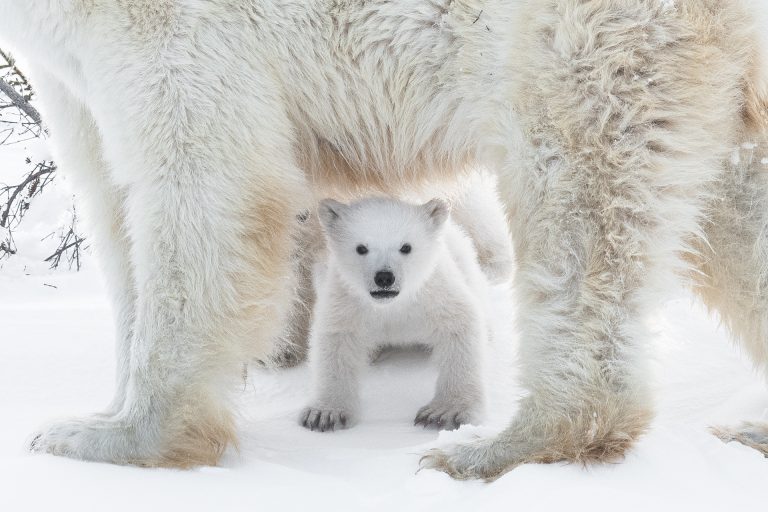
<box><xmin>422</xmin><ymin>0</ymin><xmax>752</xmax><ymax>479</ymax></box>
<box><xmin>29</xmin><ymin>13</ymin><xmax>308</xmax><ymax>466</ymax></box>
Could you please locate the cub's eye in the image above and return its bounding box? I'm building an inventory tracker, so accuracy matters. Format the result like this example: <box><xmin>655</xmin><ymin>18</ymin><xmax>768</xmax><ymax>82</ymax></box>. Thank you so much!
<box><xmin>400</xmin><ymin>243</ymin><xmax>412</xmax><ymax>254</ymax></box>
<box><xmin>356</xmin><ymin>245</ymin><xmax>368</xmax><ymax>255</ymax></box>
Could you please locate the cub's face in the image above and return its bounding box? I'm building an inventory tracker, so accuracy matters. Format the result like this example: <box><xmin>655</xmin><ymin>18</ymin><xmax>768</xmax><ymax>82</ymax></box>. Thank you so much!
<box><xmin>318</xmin><ymin>197</ymin><xmax>449</xmax><ymax>305</ymax></box>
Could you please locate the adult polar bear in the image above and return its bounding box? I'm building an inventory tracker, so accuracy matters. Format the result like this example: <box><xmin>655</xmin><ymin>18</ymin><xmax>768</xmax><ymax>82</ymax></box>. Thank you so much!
<box><xmin>1</xmin><ymin>0</ymin><xmax>767</xmax><ymax>479</ymax></box>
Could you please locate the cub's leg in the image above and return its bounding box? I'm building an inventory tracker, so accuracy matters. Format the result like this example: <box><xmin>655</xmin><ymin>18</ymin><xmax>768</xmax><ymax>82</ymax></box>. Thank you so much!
<box><xmin>691</xmin><ymin>137</ymin><xmax>768</xmax><ymax>457</ymax></box>
<box><xmin>300</xmin><ymin>307</ymin><xmax>368</xmax><ymax>431</ymax></box>
<box><xmin>423</xmin><ymin>1</ymin><xmax>750</xmax><ymax>479</ymax></box>
<box><xmin>28</xmin><ymin>70</ymin><xmax>135</xmax><ymax>415</ymax></box>
<box><xmin>415</xmin><ymin>295</ymin><xmax>485</xmax><ymax>430</ymax></box>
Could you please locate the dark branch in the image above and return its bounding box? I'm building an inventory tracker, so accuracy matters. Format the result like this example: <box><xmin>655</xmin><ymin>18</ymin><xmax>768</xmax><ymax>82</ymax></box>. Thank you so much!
<box><xmin>0</xmin><ymin>163</ymin><xmax>56</xmax><ymax>228</ymax></box>
<box><xmin>0</xmin><ymin>77</ymin><xmax>42</xmax><ymax>125</ymax></box>
<box><xmin>44</xmin><ymin>226</ymin><xmax>86</xmax><ymax>271</ymax></box>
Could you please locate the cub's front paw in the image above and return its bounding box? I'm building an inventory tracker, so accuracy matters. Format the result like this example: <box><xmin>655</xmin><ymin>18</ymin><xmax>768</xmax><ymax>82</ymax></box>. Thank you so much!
<box><xmin>299</xmin><ymin>406</ymin><xmax>350</xmax><ymax>432</ymax></box>
<box><xmin>414</xmin><ymin>401</ymin><xmax>475</xmax><ymax>430</ymax></box>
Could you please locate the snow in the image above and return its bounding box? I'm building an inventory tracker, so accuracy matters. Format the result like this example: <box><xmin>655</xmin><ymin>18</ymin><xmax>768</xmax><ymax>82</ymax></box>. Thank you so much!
<box><xmin>0</xmin><ymin>135</ymin><xmax>76</xmax><ymax>278</ymax></box>
<box><xmin>1</xmin><ymin>264</ymin><xmax>768</xmax><ymax>511</ymax></box>
<box><xmin>1</xmin><ymin>124</ymin><xmax>767</xmax><ymax>512</ymax></box>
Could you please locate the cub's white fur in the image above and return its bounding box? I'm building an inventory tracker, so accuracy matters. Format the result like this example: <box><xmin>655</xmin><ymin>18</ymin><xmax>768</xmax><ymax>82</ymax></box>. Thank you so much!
<box><xmin>301</xmin><ymin>197</ymin><xmax>487</xmax><ymax>432</ymax></box>
<box><xmin>266</xmin><ymin>171</ymin><xmax>513</xmax><ymax>366</ymax></box>
<box><xmin>0</xmin><ymin>0</ymin><xmax>767</xmax><ymax>479</ymax></box>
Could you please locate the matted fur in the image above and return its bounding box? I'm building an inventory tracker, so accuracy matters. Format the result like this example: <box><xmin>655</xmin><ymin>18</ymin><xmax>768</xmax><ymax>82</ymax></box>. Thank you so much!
<box><xmin>0</xmin><ymin>0</ymin><xmax>766</xmax><ymax>476</ymax></box>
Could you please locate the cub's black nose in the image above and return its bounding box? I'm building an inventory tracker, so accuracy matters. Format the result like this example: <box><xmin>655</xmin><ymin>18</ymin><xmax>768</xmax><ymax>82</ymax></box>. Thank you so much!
<box><xmin>374</xmin><ymin>270</ymin><xmax>395</xmax><ymax>288</ymax></box>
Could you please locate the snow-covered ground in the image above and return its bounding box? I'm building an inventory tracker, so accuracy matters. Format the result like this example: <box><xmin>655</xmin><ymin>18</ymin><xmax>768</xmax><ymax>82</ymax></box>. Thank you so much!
<box><xmin>2</xmin><ymin>141</ymin><xmax>768</xmax><ymax>511</ymax></box>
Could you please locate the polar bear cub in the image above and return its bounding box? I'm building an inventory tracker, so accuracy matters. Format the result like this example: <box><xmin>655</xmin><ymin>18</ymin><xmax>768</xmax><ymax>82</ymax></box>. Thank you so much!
<box><xmin>300</xmin><ymin>196</ymin><xmax>488</xmax><ymax>432</ymax></box>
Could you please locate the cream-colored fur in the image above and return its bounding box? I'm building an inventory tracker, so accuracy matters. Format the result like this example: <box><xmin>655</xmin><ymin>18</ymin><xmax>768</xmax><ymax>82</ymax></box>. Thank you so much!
<box><xmin>0</xmin><ymin>0</ymin><xmax>766</xmax><ymax>477</ymax></box>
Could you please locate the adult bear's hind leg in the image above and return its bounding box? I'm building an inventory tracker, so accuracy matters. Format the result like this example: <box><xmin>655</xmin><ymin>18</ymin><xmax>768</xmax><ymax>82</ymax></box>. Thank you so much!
<box><xmin>692</xmin><ymin>137</ymin><xmax>768</xmax><ymax>458</ymax></box>
<box><xmin>260</xmin><ymin>210</ymin><xmax>320</xmax><ymax>368</ymax></box>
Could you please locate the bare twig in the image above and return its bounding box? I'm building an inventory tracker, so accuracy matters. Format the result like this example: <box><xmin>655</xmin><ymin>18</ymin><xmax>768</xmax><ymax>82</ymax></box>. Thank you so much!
<box><xmin>0</xmin><ymin>163</ymin><xmax>56</xmax><ymax>228</ymax></box>
<box><xmin>44</xmin><ymin>225</ymin><xmax>86</xmax><ymax>270</ymax></box>
<box><xmin>0</xmin><ymin>77</ymin><xmax>41</xmax><ymax>125</ymax></box>
<box><xmin>1</xmin><ymin>47</ymin><xmax>87</xmax><ymax>269</ymax></box>
<box><xmin>0</xmin><ymin>161</ymin><xmax>57</xmax><ymax>261</ymax></box>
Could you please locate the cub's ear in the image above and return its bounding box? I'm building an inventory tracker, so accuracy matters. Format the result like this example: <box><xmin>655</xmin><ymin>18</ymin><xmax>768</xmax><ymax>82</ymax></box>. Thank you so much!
<box><xmin>318</xmin><ymin>199</ymin><xmax>347</xmax><ymax>232</ymax></box>
<box><xmin>422</xmin><ymin>198</ymin><xmax>450</xmax><ymax>230</ymax></box>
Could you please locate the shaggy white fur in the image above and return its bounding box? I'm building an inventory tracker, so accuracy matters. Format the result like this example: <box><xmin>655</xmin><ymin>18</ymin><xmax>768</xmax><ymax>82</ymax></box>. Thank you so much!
<box><xmin>0</xmin><ymin>0</ymin><xmax>766</xmax><ymax>478</ymax></box>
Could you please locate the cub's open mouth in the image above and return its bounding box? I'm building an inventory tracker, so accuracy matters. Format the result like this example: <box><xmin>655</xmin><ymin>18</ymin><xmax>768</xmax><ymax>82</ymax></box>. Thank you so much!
<box><xmin>370</xmin><ymin>290</ymin><xmax>400</xmax><ymax>299</ymax></box>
